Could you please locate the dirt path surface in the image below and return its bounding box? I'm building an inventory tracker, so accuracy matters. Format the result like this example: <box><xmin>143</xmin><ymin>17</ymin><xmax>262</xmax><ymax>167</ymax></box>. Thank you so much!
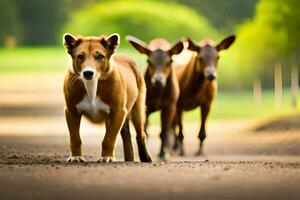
<box><xmin>0</xmin><ymin>74</ymin><xmax>299</xmax><ymax>200</ymax></box>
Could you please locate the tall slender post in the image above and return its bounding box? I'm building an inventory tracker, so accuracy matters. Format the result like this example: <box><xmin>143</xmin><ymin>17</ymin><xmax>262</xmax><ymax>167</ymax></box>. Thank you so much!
<box><xmin>253</xmin><ymin>80</ymin><xmax>262</xmax><ymax>107</ymax></box>
<box><xmin>274</xmin><ymin>63</ymin><xmax>283</xmax><ymax>109</ymax></box>
<box><xmin>291</xmin><ymin>66</ymin><xmax>299</xmax><ymax>109</ymax></box>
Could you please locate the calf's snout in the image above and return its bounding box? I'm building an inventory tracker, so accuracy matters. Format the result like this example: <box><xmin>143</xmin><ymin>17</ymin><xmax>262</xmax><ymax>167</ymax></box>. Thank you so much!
<box><xmin>207</xmin><ymin>74</ymin><xmax>216</xmax><ymax>81</ymax></box>
<box><xmin>204</xmin><ymin>66</ymin><xmax>217</xmax><ymax>81</ymax></box>
<box><xmin>151</xmin><ymin>73</ymin><xmax>166</xmax><ymax>87</ymax></box>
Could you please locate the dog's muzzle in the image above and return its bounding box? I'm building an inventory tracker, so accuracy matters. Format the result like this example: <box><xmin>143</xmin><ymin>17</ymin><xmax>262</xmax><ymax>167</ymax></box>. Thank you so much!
<box><xmin>83</xmin><ymin>69</ymin><xmax>95</xmax><ymax>80</ymax></box>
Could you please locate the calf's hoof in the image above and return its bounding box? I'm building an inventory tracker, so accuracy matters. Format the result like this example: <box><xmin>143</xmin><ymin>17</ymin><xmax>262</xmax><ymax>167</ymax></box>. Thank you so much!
<box><xmin>66</xmin><ymin>156</ymin><xmax>86</xmax><ymax>163</ymax></box>
<box><xmin>159</xmin><ymin>149</ymin><xmax>170</xmax><ymax>161</ymax></box>
<box><xmin>195</xmin><ymin>148</ymin><xmax>205</xmax><ymax>156</ymax></box>
<box><xmin>195</xmin><ymin>142</ymin><xmax>205</xmax><ymax>156</ymax></box>
<box><xmin>97</xmin><ymin>156</ymin><xmax>116</xmax><ymax>163</ymax></box>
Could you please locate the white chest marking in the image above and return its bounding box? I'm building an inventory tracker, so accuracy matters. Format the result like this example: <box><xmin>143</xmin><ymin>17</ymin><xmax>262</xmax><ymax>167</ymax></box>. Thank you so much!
<box><xmin>76</xmin><ymin>95</ymin><xmax>110</xmax><ymax>119</ymax></box>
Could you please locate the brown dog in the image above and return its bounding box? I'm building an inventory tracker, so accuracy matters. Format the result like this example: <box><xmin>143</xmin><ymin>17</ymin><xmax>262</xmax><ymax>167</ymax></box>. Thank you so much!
<box><xmin>126</xmin><ymin>36</ymin><xmax>184</xmax><ymax>160</ymax></box>
<box><xmin>63</xmin><ymin>33</ymin><xmax>152</xmax><ymax>163</ymax></box>
<box><xmin>173</xmin><ymin>35</ymin><xmax>236</xmax><ymax>155</ymax></box>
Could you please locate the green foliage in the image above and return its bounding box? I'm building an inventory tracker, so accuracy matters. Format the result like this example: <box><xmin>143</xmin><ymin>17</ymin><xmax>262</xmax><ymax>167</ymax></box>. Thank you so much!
<box><xmin>219</xmin><ymin>0</ymin><xmax>300</xmax><ymax>88</ymax></box>
<box><xmin>170</xmin><ymin>0</ymin><xmax>259</xmax><ymax>33</ymax></box>
<box><xmin>61</xmin><ymin>0</ymin><xmax>219</xmax><ymax>46</ymax></box>
<box><xmin>15</xmin><ymin>0</ymin><xmax>68</xmax><ymax>45</ymax></box>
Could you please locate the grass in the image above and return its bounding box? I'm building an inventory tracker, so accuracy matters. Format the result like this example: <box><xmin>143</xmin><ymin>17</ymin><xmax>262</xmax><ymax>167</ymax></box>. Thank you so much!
<box><xmin>0</xmin><ymin>47</ymin><xmax>298</xmax><ymax>121</ymax></box>
<box><xmin>148</xmin><ymin>89</ymin><xmax>299</xmax><ymax>124</ymax></box>
<box><xmin>0</xmin><ymin>47</ymin><xmax>146</xmax><ymax>74</ymax></box>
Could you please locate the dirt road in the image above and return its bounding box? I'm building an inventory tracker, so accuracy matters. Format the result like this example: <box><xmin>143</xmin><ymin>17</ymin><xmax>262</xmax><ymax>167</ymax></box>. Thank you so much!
<box><xmin>0</xmin><ymin>74</ymin><xmax>299</xmax><ymax>200</ymax></box>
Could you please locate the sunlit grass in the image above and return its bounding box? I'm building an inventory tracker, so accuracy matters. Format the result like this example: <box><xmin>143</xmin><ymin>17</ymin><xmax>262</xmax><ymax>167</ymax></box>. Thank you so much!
<box><xmin>148</xmin><ymin>89</ymin><xmax>299</xmax><ymax>124</ymax></box>
<box><xmin>0</xmin><ymin>47</ymin><xmax>147</xmax><ymax>74</ymax></box>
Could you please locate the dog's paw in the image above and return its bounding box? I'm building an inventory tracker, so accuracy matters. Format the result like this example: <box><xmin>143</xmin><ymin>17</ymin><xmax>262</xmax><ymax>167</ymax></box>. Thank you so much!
<box><xmin>66</xmin><ymin>156</ymin><xmax>86</xmax><ymax>163</ymax></box>
<box><xmin>97</xmin><ymin>156</ymin><xmax>116</xmax><ymax>163</ymax></box>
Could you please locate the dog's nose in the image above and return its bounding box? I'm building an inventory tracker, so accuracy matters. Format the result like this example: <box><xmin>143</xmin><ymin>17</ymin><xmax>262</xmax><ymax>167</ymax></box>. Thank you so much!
<box><xmin>207</xmin><ymin>74</ymin><xmax>216</xmax><ymax>81</ymax></box>
<box><xmin>83</xmin><ymin>70</ymin><xmax>94</xmax><ymax>80</ymax></box>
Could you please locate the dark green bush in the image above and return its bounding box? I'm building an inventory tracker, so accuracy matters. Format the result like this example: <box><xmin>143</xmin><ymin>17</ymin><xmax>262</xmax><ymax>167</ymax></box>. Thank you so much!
<box><xmin>61</xmin><ymin>0</ymin><xmax>218</xmax><ymax>46</ymax></box>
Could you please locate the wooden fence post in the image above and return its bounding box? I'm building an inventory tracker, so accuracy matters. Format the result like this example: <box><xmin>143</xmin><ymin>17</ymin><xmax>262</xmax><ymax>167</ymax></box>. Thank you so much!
<box><xmin>274</xmin><ymin>63</ymin><xmax>283</xmax><ymax>109</ymax></box>
<box><xmin>291</xmin><ymin>66</ymin><xmax>299</xmax><ymax>109</ymax></box>
<box><xmin>253</xmin><ymin>80</ymin><xmax>262</xmax><ymax>107</ymax></box>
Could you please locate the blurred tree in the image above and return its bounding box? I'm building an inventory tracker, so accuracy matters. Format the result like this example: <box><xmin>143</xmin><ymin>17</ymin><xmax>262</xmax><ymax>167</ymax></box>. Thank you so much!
<box><xmin>0</xmin><ymin>0</ymin><xmax>23</xmax><ymax>46</ymax></box>
<box><xmin>220</xmin><ymin>0</ymin><xmax>300</xmax><ymax>89</ymax></box>
<box><xmin>3</xmin><ymin>0</ymin><xmax>259</xmax><ymax>46</ymax></box>
<box><xmin>62</xmin><ymin>0</ymin><xmax>219</xmax><ymax>46</ymax></box>
<box><xmin>15</xmin><ymin>0</ymin><xmax>68</xmax><ymax>45</ymax></box>
<box><xmin>169</xmin><ymin>0</ymin><xmax>259</xmax><ymax>33</ymax></box>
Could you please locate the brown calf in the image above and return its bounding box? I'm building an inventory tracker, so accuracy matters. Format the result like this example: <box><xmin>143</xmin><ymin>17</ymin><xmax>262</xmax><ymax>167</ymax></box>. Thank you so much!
<box><xmin>126</xmin><ymin>36</ymin><xmax>184</xmax><ymax>159</ymax></box>
<box><xmin>63</xmin><ymin>33</ymin><xmax>152</xmax><ymax>163</ymax></box>
<box><xmin>173</xmin><ymin>35</ymin><xmax>235</xmax><ymax>155</ymax></box>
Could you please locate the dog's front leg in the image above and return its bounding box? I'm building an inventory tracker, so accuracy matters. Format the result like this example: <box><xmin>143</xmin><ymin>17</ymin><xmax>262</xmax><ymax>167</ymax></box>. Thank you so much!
<box><xmin>65</xmin><ymin>109</ymin><xmax>85</xmax><ymax>162</ymax></box>
<box><xmin>98</xmin><ymin>109</ymin><xmax>127</xmax><ymax>163</ymax></box>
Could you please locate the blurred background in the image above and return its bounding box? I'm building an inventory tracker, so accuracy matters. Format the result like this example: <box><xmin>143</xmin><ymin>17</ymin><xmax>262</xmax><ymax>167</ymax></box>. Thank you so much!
<box><xmin>0</xmin><ymin>0</ymin><xmax>299</xmax><ymax>135</ymax></box>
<box><xmin>1</xmin><ymin>2</ymin><xmax>299</xmax><ymax>197</ymax></box>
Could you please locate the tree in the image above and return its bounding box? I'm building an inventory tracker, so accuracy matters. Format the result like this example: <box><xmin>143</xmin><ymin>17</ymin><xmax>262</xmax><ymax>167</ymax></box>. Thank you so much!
<box><xmin>170</xmin><ymin>0</ymin><xmax>259</xmax><ymax>33</ymax></box>
<box><xmin>62</xmin><ymin>0</ymin><xmax>219</xmax><ymax>46</ymax></box>
<box><xmin>0</xmin><ymin>0</ymin><xmax>23</xmax><ymax>46</ymax></box>
<box><xmin>220</xmin><ymin>0</ymin><xmax>300</xmax><ymax>88</ymax></box>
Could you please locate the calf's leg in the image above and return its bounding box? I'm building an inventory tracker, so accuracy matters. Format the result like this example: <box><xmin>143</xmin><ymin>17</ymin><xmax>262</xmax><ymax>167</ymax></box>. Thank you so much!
<box><xmin>173</xmin><ymin>109</ymin><xmax>185</xmax><ymax>156</ymax></box>
<box><xmin>144</xmin><ymin>109</ymin><xmax>152</xmax><ymax>137</ymax></box>
<box><xmin>159</xmin><ymin>104</ymin><xmax>176</xmax><ymax>160</ymax></box>
<box><xmin>196</xmin><ymin>103</ymin><xmax>211</xmax><ymax>155</ymax></box>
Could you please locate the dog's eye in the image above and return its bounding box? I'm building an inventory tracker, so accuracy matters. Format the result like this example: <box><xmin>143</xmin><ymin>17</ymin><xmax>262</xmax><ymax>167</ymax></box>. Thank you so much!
<box><xmin>77</xmin><ymin>54</ymin><xmax>85</xmax><ymax>60</ymax></box>
<box><xmin>96</xmin><ymin>54</ymin><xmax>104</xmax><ymax>61</ymax></box>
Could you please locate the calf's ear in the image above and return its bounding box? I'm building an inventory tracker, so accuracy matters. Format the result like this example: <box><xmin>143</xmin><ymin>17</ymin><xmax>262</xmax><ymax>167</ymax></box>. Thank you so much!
<box><xmin>216</xmin><ymin>35</ymin><xmax>236</xmax><ymax>51</ymax></box>
<box><xmin>126</xmin><ymin>35</ymin><xmax>151</xmax><ymax>55</ymax></box>
<box><xmin>169</xmin><ymin>41</ymin><xmax>184</xmax><ymax>56</ymax></box>
<box><xmin>186</xmin><ymin>38</ymin><xmax>200</xmax><ymax>52</ymax></box>
<box><xmin>63</xmin><ymin>33</ymin><xmax>78</xmax><ymax>53</ymax></box>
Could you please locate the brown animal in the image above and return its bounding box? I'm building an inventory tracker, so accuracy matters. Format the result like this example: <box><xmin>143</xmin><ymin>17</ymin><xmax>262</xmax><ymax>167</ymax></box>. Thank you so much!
<box><xmin>173</xmin><ymin>35</ymin><xmax>236</xmax><ymax>155</ymax></box>
<box><xmin>63</xmin><ymin>33</ymin><xmax>152</xmax><ymax>163</ymax></box>
<box><xmin>126</xmin><ymin>36</ymin><xmax>184</xmax><ymax>159</ymax></box>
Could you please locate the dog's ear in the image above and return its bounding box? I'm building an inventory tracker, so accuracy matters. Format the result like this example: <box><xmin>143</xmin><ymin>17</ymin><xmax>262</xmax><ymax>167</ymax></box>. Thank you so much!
<box><xmin>169</xmin><ymin>41</ymin><xmax>184</xmax><ymax>56</ymax></box>
<box><xmin>126</xmin><ymin>35</ymin><xmax>151</xmax><ymax>55</ymax></box>
<box><xmin>103</xmin><ymin>33</ymin><xmax>120</xmax><ymax>54</ymax></box>
<box><xmin>63</xmin><ymin>33</ymin><xmax>78</xmax><ymax>53</ymax></box>
<box><xmin>216</xmin><ymin>35</ymin><xmax>236</xmax><ymax>51</ymax></box>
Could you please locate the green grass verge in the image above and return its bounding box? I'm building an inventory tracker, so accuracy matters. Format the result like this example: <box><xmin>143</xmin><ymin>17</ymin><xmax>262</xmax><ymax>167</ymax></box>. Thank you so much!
<box><xmin>148</xmin><ymin>89</ymin><xmax>299</xmax><ymax>124</ymax></box>
<box><xmin>0</xmin><ymin>47</ymin><xmax>146</xmax><ymax>74</ymax></box>
<box><xmin>0</xmin><ymin>47</ymin><xmax>298</xmax><ymax>121</ymax></box>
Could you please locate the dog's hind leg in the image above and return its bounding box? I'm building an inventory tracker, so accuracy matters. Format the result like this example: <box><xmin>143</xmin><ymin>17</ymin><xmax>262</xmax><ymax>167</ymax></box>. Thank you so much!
<box><xmin>131</xmin><ymin>93</ymin><xmax>152</xmax><ymax>162</ymax></box>
<box><xmin>120</xmin><ymin>119</ymin><xmax>134</xmax><ymax>162</ymax></box>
